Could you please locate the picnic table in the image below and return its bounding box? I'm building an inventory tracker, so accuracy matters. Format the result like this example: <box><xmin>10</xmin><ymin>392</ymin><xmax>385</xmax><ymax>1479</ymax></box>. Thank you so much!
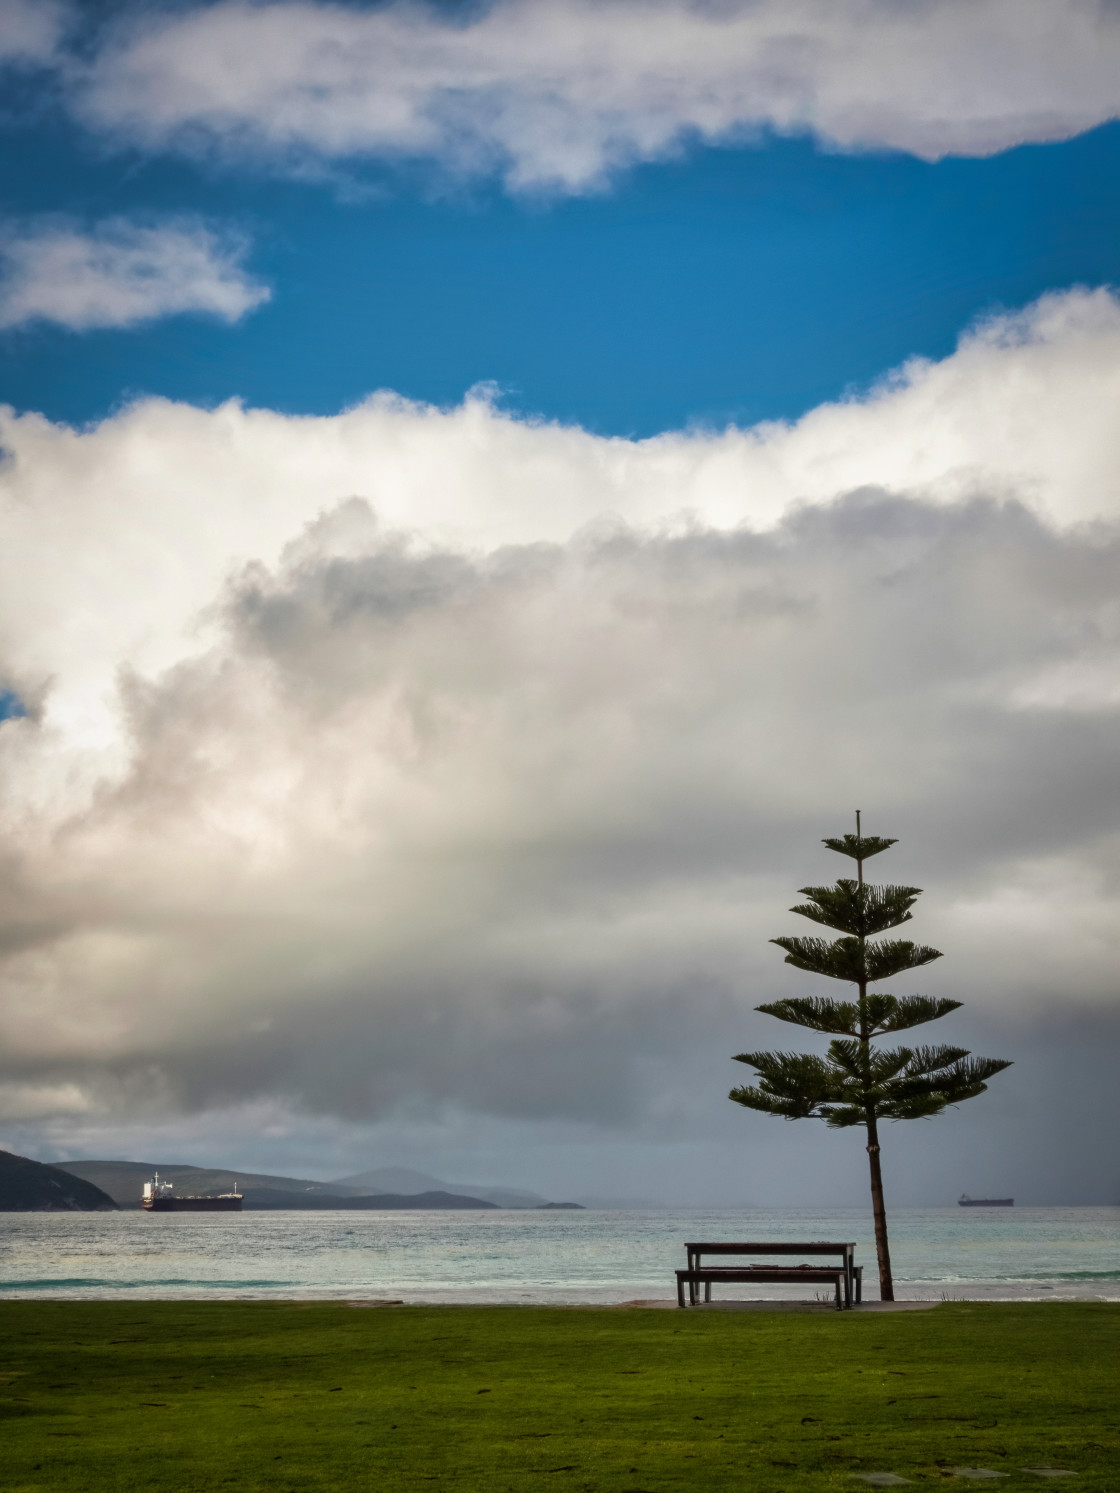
<box><xmin>678</xmin><ymin>1241</ymin><xmax>861</xmax><ymax>1309</ymax></box>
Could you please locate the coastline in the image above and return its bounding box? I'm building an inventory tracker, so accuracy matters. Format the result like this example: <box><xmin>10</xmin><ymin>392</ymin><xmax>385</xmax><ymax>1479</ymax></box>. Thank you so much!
<box><xmin>2</xmin><ymin>1205</ymin><xmax>1117</xmax><ymax>1304</ymax></box>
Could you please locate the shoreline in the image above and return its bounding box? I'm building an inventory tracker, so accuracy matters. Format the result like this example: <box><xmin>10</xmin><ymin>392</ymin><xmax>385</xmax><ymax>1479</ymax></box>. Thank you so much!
<box><xmin>3</xmin><ymin>1291</ymin><xmax>1117</xmax><ymax>1305</ymax></box>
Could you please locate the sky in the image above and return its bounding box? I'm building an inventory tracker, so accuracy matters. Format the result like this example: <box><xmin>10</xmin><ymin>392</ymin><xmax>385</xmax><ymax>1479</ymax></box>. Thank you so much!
<box><xmin>0</xmin><ymin>0</ymin><xmax>1118</xmax><ymax>1208</ymax></box>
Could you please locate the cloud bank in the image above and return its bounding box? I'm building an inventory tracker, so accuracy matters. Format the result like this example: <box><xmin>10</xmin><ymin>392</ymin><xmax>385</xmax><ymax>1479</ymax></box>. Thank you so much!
<box><xmin>1</xmin><ymin>287</ymin><xmax>1119</xmax><ymax>1176</ymax></box>
<box><xmin>0</xmin><ymin>218</ymin><xmax>269</xmax><ymax>332</ymax></box>
<box><xmin>9</xmin><ymin>0</ymin><xmax>1120</xmax><ymax>191</ymax></box>
<box><xmin>0</xmin><ymin>0</ymin><xmax>66</xmax><ymax>68</ymax></box>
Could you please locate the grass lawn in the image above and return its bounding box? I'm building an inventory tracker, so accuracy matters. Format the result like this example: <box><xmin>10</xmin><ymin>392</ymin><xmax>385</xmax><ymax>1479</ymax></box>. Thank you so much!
<box><xmin>1</xmin><ymin>1301</ymin><xmax>1117</xmax><ymax>1492</ymax></box>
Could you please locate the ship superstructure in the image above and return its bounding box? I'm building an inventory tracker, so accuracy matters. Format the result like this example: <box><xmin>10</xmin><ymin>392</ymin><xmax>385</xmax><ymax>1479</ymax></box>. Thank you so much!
<box><xmin>141</xmin><ymin>1172</ymin><xmax>243</xmax><ymax>1212</ymax></box>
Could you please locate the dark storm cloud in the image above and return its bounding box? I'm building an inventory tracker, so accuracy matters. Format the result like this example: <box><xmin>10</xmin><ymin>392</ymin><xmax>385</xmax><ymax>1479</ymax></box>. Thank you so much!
<box><xmin>2</xmin><ymin>488</ymin><xmax>1117</xmax><ymax>1139</ymax></box>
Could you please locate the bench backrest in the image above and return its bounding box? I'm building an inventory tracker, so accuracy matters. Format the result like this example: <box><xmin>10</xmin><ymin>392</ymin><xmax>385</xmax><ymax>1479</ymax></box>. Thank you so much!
<box><xmin>685</xmin><ymin>1241</ymin><xmax>855</xmax><ymax>1256</ymax></box>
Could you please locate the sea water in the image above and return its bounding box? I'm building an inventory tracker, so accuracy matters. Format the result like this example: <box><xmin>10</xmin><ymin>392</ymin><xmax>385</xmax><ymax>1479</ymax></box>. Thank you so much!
<box><xmin>1</xmin><ymin>1207</ymin><xmax>1117</xmax><ymax>1302</ymax></box>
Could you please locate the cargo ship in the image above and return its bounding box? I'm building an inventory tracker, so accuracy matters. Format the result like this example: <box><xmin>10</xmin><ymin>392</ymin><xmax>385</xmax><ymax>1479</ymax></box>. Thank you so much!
<box><xmin>141</xmin><ymin>1172</ymin><xmax>242</xmax><ymax>1212</ymax></box>
<box><xmin>959</xmin><ymin>1193</ymin><xmax>1013</xmax><ymax>1207</ymax></box>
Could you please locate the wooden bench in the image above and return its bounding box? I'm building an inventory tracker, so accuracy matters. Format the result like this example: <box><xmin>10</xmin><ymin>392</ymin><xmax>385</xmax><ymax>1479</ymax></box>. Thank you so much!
<box><xmin>676</xmin><ymin>1265</ymin><xmax>848</xmax><ymax>1310</ymax></box>
<box><xmin>685</xmin><ymin>1241</ymin><xmax>860</xmax><ymax>1308</ymax></box>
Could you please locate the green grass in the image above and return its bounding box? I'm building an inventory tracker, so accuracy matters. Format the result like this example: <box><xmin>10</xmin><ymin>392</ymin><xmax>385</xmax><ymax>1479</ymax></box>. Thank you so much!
<box><xmin>1</xmin><ymin>1302</ymin><xmax>1117</xmax><ymax>1492</ymax></box>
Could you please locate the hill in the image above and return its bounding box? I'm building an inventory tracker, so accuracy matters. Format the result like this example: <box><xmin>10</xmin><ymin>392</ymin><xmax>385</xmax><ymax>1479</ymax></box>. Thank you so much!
<box><xmin>329</xmin><ymin>1166</ymin><xmax>548</xmax><ymax>1209</ymax></box>
<box><xmin>0</xmin><ymin>1149</ymin><xmax>119</xmax><ymax>1211</ymax></box>
<box><xmin>55</xmin><ymin>1157</ymin><xmax>606</xmax><ymax>1209</ymax></box>
<box><xmin>55</xmin><ymin>1162</ymin><xmax>498</xmax><ymax>1210</ymax></box>
<box><xmin>55</xmin><ymin>1159</ymin><xmax>363</xmax><ymax>1208</ymax></box>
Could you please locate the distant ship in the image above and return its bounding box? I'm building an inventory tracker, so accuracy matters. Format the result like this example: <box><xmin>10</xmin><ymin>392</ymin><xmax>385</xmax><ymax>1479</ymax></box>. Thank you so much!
<box><xmin>959</xmin><ymin>1193</ymin><xmax>1013</xmax><ymax>1207</ymax></box>
<box><xmin>142</xmin><ymin>1172</ymin><xmax>242</xmax><ymax>1212</ymax></box>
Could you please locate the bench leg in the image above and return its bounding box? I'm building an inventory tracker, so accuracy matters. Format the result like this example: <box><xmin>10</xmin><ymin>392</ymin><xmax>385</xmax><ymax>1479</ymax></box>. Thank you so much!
<box><xmin>677</xmin><ymin>1275</ymin><xmax>685</xmax><ymax>1309</ymax></box>
<box><xmin>705</xmin><ymin>1279</ymin><xmax>712</xmax><ymax>1303</ymax></box>
<box><xmin>835</xmin><ymin>1278</ymin><xmax>842</xmax><ymax>1311</ymax></box>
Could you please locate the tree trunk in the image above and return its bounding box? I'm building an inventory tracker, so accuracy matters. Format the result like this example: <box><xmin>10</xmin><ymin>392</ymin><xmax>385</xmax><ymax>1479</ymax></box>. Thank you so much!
<box><xmin>856</xmin><ymin>813</ymin><xmax>894</xmax><ymax>1302</ymax></box>
<box><xmin>865</xmin><ymin>1113</ymin><xmax>894</xmax><ymax>1301</ymax></box>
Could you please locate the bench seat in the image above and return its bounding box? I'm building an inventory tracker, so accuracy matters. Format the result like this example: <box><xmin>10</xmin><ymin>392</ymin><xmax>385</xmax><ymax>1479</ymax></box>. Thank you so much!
<box><xmin>675</xmin><ymin>1265</ymin><xmax>848</xmax><ymax>1310</ymax></box>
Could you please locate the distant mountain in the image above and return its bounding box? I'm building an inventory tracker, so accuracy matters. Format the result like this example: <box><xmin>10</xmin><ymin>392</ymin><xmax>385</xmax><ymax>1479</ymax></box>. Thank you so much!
<box><xmin>329</xmin><ymin>1170</ymin><xmax>666</xmax><ymax>1210</ymax></box>
<box><xmin>0</xmin><ymin>1149</ymin><xmax>118</xmax><ymax>1211</ymax></box>
<box><xmin>243</xmin><ymin>1188</ymin><xmax>498</xmax><ymax>1210</ymax></box>
<box><xmin>55</xmin><ymin>1159</ymin><xmax>362</xmax><ymax>1208</ymax></box>
<box><xmin>54</xmin><ymin>1156</ymin><xmax>600</xmax><ymax>1210</ymax></box>
<box><xmin>330</xmin><ymin>1166</ymin><xmax>549</xmax><ymax>1209</ymax></box>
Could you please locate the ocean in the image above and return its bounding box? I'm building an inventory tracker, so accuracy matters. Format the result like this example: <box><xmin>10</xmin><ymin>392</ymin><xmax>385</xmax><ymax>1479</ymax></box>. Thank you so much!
<box><xmin>1</xmin><ymin>1206</ymin><xmax>1117</xmax><ymax>1303</ymax></box>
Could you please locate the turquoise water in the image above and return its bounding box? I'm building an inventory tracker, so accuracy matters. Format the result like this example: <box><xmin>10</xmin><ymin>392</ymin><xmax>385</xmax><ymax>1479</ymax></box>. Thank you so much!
<box><xmin>0</xmin><ymin>1207</ymin><xmax>1116</xmax><ymax>1303</ymax></box>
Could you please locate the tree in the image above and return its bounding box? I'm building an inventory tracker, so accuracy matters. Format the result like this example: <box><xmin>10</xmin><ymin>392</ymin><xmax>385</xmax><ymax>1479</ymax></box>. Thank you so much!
<box><xmin>729</xmin><ymin>814</ymin><xmax>1011</xmax><ymax>1300</ymax></box>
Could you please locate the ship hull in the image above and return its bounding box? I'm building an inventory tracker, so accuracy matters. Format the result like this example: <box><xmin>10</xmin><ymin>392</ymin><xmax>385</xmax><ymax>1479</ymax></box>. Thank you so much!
<box><xmin>142</xmin><ymin>1196</ymin><xmax>242</xmax><ymax>1212</ymax></box>
<box><xmin>958</xmin><ymin>1198</ymin><xmax>1013</xmax><ymax>1207</ymax></box>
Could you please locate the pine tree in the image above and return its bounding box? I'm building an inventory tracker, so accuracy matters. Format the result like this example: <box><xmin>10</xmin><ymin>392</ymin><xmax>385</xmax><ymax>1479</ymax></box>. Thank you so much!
<box><xmin>729</xmin><ymin>814</ymin><xmax>1011</xmax><ymax>1301</ymax></box>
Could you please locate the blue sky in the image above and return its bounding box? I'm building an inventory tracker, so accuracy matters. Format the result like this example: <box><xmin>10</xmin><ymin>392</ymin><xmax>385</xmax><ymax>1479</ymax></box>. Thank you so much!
<box><xmin>2</xmin><ymin>0</ymin><xmax>1120</xmax><ymax>1205</ymax></box>
<box><xmin>5</xmin><ymin>106</ymin><xmax>1120</xmax><ymax>435</ymax></box>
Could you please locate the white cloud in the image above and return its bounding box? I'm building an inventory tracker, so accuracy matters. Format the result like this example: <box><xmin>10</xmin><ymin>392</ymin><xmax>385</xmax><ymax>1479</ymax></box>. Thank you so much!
<box><xmin>0</xmin><ymin>218</ymin><xmax>270</xmax><ymax>332</ymax></box>
<box><xmin>63</xmin><ymin>0</ymin><xmax>1120</xmax><ymax>191</ymax></box>
<box><xmin>0</xmin><ymin>287</ymin><xmax>1119</xmax><ymax>1187</ymax></box>
<box><xmin>0</xmin><ymin>1081</ymin><xmax>91</xmax><ymax>1123</ymax></box>
<box><xmin>1</xmin><ymin>286</ymin><xmax>1116</xmax><ymax>754</ymax></box>
<box><xmin>0</xmin><ymin>0</ymin><xmax>66</xmax><ymax>66</ymax></box>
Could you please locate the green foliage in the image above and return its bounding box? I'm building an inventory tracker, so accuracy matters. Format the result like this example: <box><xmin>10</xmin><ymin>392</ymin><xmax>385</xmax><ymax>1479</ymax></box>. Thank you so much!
<box><xmin>2</xmin><ymin>1301</ymin><xmax>1118</xmax><ymax>1493</ymax></box>
<box><xmin>871</xmin><ymin>994</ymin><xmax>966</xmax><ymax>1032</ymax></box>
<box><xmin>790</xmin><ymin>879</ymin><xmax>921</xmax><ymax>935</ymax></box>
<box><xmin>730</xmin><ymin>1042</ymin><xmax>1010</xmax><ymax>1129</ymax></box>
<box><xmin>755</xmin><ymin>993</ymin><xmax>964</xmax><ymax>1036</ymax></box>
<box><xmin>771</xmin><ymin>934</ymin><xmax>943</xmax><ymax>983</ymax></box>
<box><xmin>731</xmin><ymin>823</ymin><xmax>1010</xmax><ymax>1132</ymax></box>
<box><xmin>729</xmin><ymin>1050</ymin><xmax>837</xmax><ymax>1119</ymax></box>
<box><xmin>821</xmin><ymin>832</ymin><xmax>897</xmax><ymax>861</ymax></box>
